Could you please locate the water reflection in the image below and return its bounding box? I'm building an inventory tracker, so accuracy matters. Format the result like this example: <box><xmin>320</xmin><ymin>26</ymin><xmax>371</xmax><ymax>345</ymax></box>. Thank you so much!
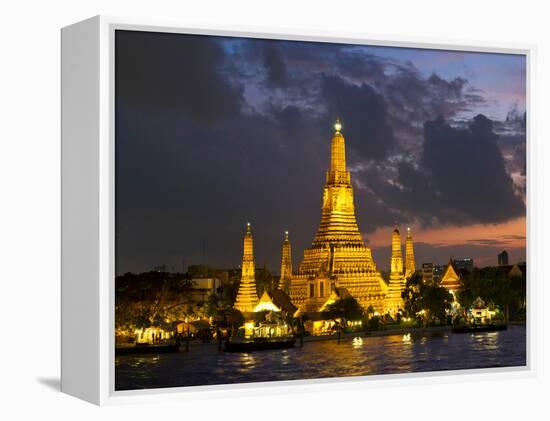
<box><xmin>237</xmin><ymin>353</ymin><xmax>257</xmax><ymax>374</ymax></box>
<box><xmin>352</xmin><ymin>337</ymin><xmax>363</xmax><ymax>348</ymax></box>
<box><xmin>115</xmin><ymin>326</ymin><xmax>526</xmax><ymax>391</ymax></box>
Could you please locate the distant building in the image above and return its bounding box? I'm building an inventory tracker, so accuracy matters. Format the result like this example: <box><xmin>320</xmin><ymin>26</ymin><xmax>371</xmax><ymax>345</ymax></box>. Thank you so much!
<box><xmin>190</xmin><ymin>277</ymin><xmax>222</xmax><ymax>304</ymax></box>
<box><xmin>152</xmin><ymin>264</ymin><xmax>167</xmax><ymax>272</ymax></box>
<box><xmin>454</xmin><ymin>258</ymin><xmax>474</xmax><ymax>273</ymax></box>
<box><xmin>422</xmin><ymin>263</ymin><xmax>434</xmax><ymax>285</ymax></box>
<box><xmin>498</xmin><ymin>250</ymin><xmax>509</xmax><ymax>266</ymax></box>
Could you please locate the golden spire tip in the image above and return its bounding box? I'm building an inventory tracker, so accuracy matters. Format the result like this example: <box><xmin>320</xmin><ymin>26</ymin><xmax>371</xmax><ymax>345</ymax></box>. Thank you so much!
<box><xmin>334</xmin><ymin>118</ymin><xmax>342</xmax><ymax>133</ymax></box>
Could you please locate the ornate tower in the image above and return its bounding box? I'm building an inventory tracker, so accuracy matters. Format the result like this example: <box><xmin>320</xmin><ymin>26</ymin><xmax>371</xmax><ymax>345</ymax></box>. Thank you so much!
<box><xmin>289</xmin><ymin>120</ymin><xmax>387</xmax><ymax>313</ymax></box>
<box><xmin>390</xmin><ymin>228</ymin><xmax>403</xmax><ymax>274</ymax></box>
<box><xmin>385</xmin><ymin>228</ymin><xmax>406</xmax><ymax>316</ymax></box>
<box><xmin>278</xmin><ymin>231</ymin><xmax>292</xmax><ymax>293</ymax></box>
<box><xmin>404</xmin><ymin>227</ymin><xmax>416</xmax><ymax>279</ymax></box>
<box><xmin>234</xmin><ymin>223</ymin><xmax>259</xmax><ymax>313</ymax></box>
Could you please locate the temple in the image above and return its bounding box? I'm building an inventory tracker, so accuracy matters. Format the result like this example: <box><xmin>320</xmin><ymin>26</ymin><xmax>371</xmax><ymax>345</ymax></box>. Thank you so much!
<box><xmin>289</xmin><ymin>120</ymin><xmax>388</xmax><ymax>315</ymax></box>
<box><xmin>278</xmin><ymin>231</ymin><xmax>292</xmax><ymax>293</ymax></box>
<box><xmin>233</xmin><ymin>121</ymin><xmax>417</xmax><ymax>320</ymax></box>
<box><xmin>234</xmin><ymin>223</ymin><xmax>259</xmax><ymax>313</ymax></box>
<box><xmin>254</xmin><ymin>291</ymin><xmax>282</xmax><ymax>312</ymax></box>
<box><xmin>440</xmin><ymin>259</ymin><xmax>462</xmax><ymax>293</ymax></box>
<box><xmin>385</xmin><ymin>228</ymin><xmax>406</xmax><ymax>316</ymax></box>
<box><xmin>404</xmin><ymin>227</ymin><xmax>416</xmax><ymax>279</ymax></box>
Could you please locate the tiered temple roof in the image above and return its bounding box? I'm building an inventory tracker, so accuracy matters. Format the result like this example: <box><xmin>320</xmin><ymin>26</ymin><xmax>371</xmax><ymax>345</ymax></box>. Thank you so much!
<box><xmin>289</xmin><ymin>120</ymin><xmax>387</xmax><ymax>313</ymax></box>
<box><xmin>440</xmin><ymin>259</ymin><xmax>462</xmax><ymax>292</ymax></box>
<box><xmin>253</xmin><ymin>291</ymin><xmax>281</xmax><ymax>312</ymax></box>
<box><xmin>234</xmin><ymin>223</ymin><xmax>259</xmax><ymax>313</ymax></box>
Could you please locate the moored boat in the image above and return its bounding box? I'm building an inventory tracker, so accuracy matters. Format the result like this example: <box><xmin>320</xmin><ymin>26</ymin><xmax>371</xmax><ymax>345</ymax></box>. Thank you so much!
<box><xmin>224</xmin><ymin>317</ymin><xmax>296</xmax><ymax>352</ymax></box>
<box><xmin>224</xmin><ymin>336</ymin><xmax>295</xmax><ymax>352</ymax></box>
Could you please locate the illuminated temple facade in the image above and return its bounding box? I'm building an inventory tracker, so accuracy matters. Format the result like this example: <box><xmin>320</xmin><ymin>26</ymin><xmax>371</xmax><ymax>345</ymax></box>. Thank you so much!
<box><xmin>289</xmin><ymin>121</ymin><xmax>390</xmax><ymax>314</ymax></box>
<box><xmin>233</xmin><ymin>121</ymin><xmax>417</xmax><ymax>318</ymax></box>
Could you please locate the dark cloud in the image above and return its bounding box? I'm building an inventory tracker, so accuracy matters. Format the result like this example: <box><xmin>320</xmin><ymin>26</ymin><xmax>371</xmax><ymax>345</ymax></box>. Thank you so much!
<box><xmin>114</xmin><ymin>31</ymin><xmax>526</xmax><ymax>274</ymax></box>
<box><xmin>466</xmin><ymin>239</ymin><xmax>503</xmax><ymax>246</ymax></box>
<box><xmin>500</xmin><ymin>234</ymin><xmax>526</xmax><ymax>240</ymax></box>
<box><xmin>262</xmin><ymin>43</ymin><xmax>288</xmax><ymax>88</ymax></box>
<box><xmin>115</xmin><ymin>30</ymin><xmax>243</xmax><ymax>122</ymax></box>
<box><xmin>421</xmin><ymin>114</ymin><xmax>525</xmax><ymax>224</ymax></box>
<box><xmin>321</xmin><ymin>75</ymin><xmax>396</xmax><ymax>161</ymax></box>
<box><xmin>353</xmin><ymin>114</ymin><xmax>525</xmax><ymax>230</ymax></box>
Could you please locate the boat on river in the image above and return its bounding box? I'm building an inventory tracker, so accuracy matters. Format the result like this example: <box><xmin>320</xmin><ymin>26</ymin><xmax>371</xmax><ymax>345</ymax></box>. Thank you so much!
<box><xmin>224</xmin><ymin>318</ymin><xmax>295</xmax><ymax>352</ymax></box>
<box><xmin>224</xmin><ymin>336</ymin><xmax>295</xmax><ymax>352</ymax></box>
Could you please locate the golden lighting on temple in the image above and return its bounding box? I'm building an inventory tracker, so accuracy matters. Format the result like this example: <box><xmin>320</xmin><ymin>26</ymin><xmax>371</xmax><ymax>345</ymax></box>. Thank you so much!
<box><xmin>253</xmin><ymin>291</ymin><xmax>281</xmax><ymax>312</ymax></box>
<box><xmin>278</xmin><ymin>230</ymin><xmax>293</xmax><ymax>293</ymax></box>
<box><xmin>386</xmin><ymin>227</ymin><xmax>407</xmax><ymax>316</ymax></box>
<box><xmin>233</xmin><ymin>119</ymin><xmax>417</xmax><ymax>320</ymax></box>
<box><xmin>234</xmin><ymin>223</ymin><xmax>259</xmax><ymax>313</ymax></box>
<box><xmin>288</xmin><ymin>120</ymin><xmax>391</xmax><ymax>315</ymax></box>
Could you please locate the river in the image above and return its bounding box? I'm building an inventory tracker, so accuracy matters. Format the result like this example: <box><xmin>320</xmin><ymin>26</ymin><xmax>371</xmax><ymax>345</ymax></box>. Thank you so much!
<box><xmin>115</xmin><ymin>325</ymin><xmax>526</xmax><ymax>390</ymax></box>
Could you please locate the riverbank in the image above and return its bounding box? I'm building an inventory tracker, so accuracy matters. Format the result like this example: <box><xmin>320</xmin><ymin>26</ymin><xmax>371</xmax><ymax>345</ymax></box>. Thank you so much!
<box><xmin>302</xmin><ymin>321</ymin><xmax>526</xmax><ymax>343</ymax></box>
<box><xmin>302</xmin><ymin>325</ymin><xmax>451</xmax><ymax>343</ymax></box>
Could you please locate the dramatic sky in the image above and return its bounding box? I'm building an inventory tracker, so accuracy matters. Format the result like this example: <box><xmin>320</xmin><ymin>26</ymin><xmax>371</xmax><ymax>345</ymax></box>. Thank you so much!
<box><xmin>115</xmin><ymin>30</ymin><xmax>526</xmax><ymax>275</ymax></box>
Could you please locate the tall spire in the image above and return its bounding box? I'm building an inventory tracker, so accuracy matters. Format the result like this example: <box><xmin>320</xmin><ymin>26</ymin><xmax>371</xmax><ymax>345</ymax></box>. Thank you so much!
<box><xmin>307</xmin><ymin>119</ymin><xmax>364</xmax><ymax>250</ymax></box>
<box><xmin>385</xmin><ymin>227</ymin><xmax>406</xmax><ymax>316</ymax></box>
<box><xmin>330</xmin><ymin>119</ymin><xmax>346</xmax><ymax>173</ymax></box>
<box><xmin>291</xmin><ymin>119</ymin><xmax>387</xmax><ymax>315</ymax></box>
<box><xmin>278</xmin><ymin>231</ymin><xmax>292</xmax><ymax>293</ymax></box>
<box><xmin>404</xmin><ymin>227</ymin><xmax>416</xmax><ymax>278</ymax></box>
<box><xmin>234</xmin><ymin>222</ymin><xmax>259</xmax><ymax>313</ymax></box>
<box><xmin>390</xmin><ymin>228</ymin><xmax>403</xmax><ymax>275</ymax></box>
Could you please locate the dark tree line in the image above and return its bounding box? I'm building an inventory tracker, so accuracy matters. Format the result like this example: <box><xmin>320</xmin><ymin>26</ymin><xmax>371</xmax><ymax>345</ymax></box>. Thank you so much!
<box><xmin>402</xmin><ymin>266</ymin><xmax>526</xmax><ymax>323</ymax></box>
<box><xmin>115</xmin><ymin>271</ymin><xmax>194</xmax><ymax>330</ymax></box>
<box><xmin>457</xmin><ymin>267</ymin><xmax>526</xmax><ymax>321</ymax></box>
<box><xmin>402</xmin><ymin>272</ymin><xmax>453</xmax><ymax>323</ymax></box>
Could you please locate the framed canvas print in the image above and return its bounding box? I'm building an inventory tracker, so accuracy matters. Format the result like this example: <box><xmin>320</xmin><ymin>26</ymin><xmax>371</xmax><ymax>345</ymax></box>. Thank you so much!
<box><xmin>61</xmin><ymin>16</ymin><xmax>532</xmax><ymax>405</ymax></box>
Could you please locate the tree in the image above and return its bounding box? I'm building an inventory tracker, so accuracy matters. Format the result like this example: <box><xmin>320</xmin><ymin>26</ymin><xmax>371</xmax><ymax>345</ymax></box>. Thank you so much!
<box><xmin>457</xmin><ymin>266</ymin><xmax>523</xmax><ymax>321</ymax></box>
<box><xmin>420</xmin><ymin>286</ymin><xmax>453</xmax><ymax>323</ymax></box>
<box><xmin>322</xmin><ymin>296</ymin><xmax>364</xmax><ymax>323</ymax></box>
<box><xmin>401</xmin><ymin>271</ymin><xmax>452</xmax><ymax>324</ymax></box>
<box><xmin>402</xmin><ymin>271</ymin><xmax>423</xmax><ymax>317</ymax></box>
<box><xmin>115</xmin><ymin>271</ymin><xmax>194</xmax><ymax>331</ymax></box>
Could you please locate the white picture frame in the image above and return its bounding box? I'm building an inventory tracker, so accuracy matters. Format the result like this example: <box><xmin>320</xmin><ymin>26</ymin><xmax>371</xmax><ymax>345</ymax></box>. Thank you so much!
<box><xmin>61</xmin><ymin>15</ymin><xmax>535</xmax><ymax>405</ymax></box>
